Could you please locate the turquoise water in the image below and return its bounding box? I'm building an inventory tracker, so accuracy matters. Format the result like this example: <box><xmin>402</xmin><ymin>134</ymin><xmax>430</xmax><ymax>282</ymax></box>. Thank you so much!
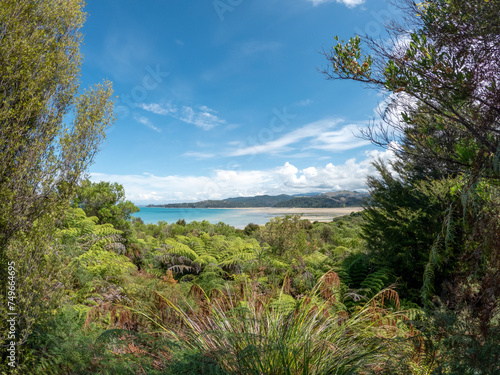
<box><xmin>132</xmin><ymin>207</ymin><xmax>278</xmax><ymax>229</ymax></box>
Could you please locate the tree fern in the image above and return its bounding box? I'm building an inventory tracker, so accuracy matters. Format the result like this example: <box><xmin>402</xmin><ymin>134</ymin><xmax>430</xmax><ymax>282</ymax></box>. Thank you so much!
<box><xmin>359</xmin><ymin>269</ymin><xmax>391</xmax><ymax>298</ymax></box>
<box><xmin>161</xmin><ymin>240</ymin><xmax>198</xmax><ymax>261</ymax></box>
<box><xmin>344</xmin><ymin>253</ymin><xmax>369</xmax><ymax>288</ymax></box>
<box><xmin>155</xmin><ymin>234</ymin><xmax>262</xmax><ymax>287</ymax></box>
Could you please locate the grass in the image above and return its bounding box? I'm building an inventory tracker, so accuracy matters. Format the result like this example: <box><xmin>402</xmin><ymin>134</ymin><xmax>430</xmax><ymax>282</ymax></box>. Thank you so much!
<box><xmin>148</xmin><ymin>272</ymin><xmax>410</xmax><ymax>375</ymax></box>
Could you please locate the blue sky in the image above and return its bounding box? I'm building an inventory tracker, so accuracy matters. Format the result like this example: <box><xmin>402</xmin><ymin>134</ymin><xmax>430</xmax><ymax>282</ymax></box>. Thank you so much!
<box><xmin>82</xmin><ymin>0</ymin><xmax>399</xmax><ymax>204</ymax></box>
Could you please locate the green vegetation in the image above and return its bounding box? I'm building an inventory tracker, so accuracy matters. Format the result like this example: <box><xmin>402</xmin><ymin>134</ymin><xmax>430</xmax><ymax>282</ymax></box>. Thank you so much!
<box><xmin>148</xmin><ymin>191</ymin><xmax>367</xmax><ymax>208</ymax></box>
<box><xmin>1</xmin><ymin>0</ymin><xmax>499</xmax><ymax>373</ymax></box>
<box><xmin>149</xmin><ymin>194</ymin><xmax>294</xmax><ymax>208</ymax></box>
<box><xmin>0</xmin><ymin>0</ymin><xmax>114</xmax><ymax>363</ymax></box>
<box><xmin>320</xmin><ymin>0</ymin><xmax>500</xmax><ymax>372</ymax></box>
<box><xmin>274</xmin><ymin>195</ymin><xmax>365</xmax><ymax>208</ymax></box>
<box><xmin>10</xmin><ymin>205</ymin><xmax>410</xmax><ymax>374</ymax></box>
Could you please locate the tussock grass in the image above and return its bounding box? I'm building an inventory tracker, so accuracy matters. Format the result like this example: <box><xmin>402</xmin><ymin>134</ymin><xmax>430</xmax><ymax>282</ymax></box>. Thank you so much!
<box><xmin>150</xmin><ymin>273</ymin><xmax>409</xmax><ymax>374</ymax></box>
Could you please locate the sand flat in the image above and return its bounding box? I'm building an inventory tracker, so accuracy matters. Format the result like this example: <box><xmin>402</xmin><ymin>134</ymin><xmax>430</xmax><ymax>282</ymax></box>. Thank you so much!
<box><xmin>227</xmin><ymin>207</ymin><xmax>364</xmax><ymax>222</ymax></box>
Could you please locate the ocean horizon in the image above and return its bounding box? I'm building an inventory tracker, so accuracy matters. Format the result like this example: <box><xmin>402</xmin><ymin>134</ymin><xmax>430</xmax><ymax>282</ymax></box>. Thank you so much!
<box><xmin>132</xmin><ymin>207</ymin><xmax>278</xmax><ymax>229</ymax></box>
<box><xmin>132</xmin><ymin>206</ymin><xmax>362</xmax><ymax>229</ymax></box>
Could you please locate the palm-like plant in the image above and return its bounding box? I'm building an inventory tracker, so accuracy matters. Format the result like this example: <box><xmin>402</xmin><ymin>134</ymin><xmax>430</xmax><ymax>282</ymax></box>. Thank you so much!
<box><xmin>153</xmin><ymin>234</ymin><xmax>261</xmax><ymax>293</ymax></box>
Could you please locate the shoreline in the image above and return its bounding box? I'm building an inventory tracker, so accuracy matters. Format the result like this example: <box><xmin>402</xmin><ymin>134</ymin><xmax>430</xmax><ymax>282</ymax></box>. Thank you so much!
<box><xmin>141</xmin><ymin>206</ymin><xmax>364</xmax><ymax>223</ymax></box>
<box><xmin>237</xmin><ymin>207</ymin><xmax>364</xmax><ymax>222</ymax></box>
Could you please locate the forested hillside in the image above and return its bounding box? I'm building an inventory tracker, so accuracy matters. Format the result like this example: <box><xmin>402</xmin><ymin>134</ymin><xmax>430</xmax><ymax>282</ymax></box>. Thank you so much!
<box><xmin>149</xmin><ymin>194</ymin><xmax>295</xmax><ymax>208</ymax></box>
<box><xmin>1</xmin><ymin>0</ymin><xmax>499</xmax><ymax>374</ymax></box>
<box><xmin>275</xmin><ymin>192</ymin><xmax>367</xmax><ymax>208</ymax></box>
<box><xmin>148</xmin><ymin>191</ymin><xmax>367</xmax><ymax>208</ymax></box>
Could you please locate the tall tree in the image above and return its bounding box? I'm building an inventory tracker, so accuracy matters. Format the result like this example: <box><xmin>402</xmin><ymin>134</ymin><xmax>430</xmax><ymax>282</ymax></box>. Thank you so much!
<box><xmin>321</xmin><ymin>0</ymin><xmax>500</xmax><ymax>346</ymax></box>
<box><xmin>0</xmin><ymin>0</ymin><xmax>114</xmax><ymax>359</ymax></box>
<box><xmin>321</xmin><ymin>0</ymin><xmax>500</xmax><ymax>173</ymax></box>
<box><xmin>362</xmin><ymin>158</ymin><xmax>462</xmax><ymax>302</ymax></box>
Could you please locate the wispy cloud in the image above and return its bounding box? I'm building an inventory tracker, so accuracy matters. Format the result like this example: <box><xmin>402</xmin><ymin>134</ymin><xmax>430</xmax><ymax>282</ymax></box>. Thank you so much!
<box><xmin>307</xmin><ymin>124</ymin><xmax>369</xmax><ymax>151</ymax></box>
<box><xmin>182</xmin><ymin>119</ymin><xmax>369</xmax><ymax>158</ymax></box>
<box><xmin>374</xmin><ymin>91</ymin><xmax>419</xmax><ymax>128</ymax></box>
<box><xmin>296</xmin><ymin>99</ymin><xmax>313</xmax><ymax>107</ymax></box>
<box><xmin>178</xmin><ymin>106</ymin><xmax>226</xmax><ymax>130</ymax></box>
<box><xmin>138</xmin><ymin>102</ymin><xmax>227</xmax><ymax>130</ymax></box>
<box><xmin>182</xmin><ymin>151</ymin><xmax>216</xmax><ymax>159</ymax></box>
<box><xmin>90</xmin><ymin>148</ymin><xmax>395</xmax><ymax>204</ymax></box>
<box><xmin>134</xmin><ymin>115</ymin><xmax>161</xmax><ymax>132</ymax></box>
<box><xmin>228</xmin><ymin>119</ymin><xmax>340</xmax><ymax>156</ymax></box>
<box><xmin>138</xmin><ymin>102</ymin><xmax>176</xmax><ymax>115</ymax></box>
<box><xmin>227</xmin><ymin>119</ymin><xmax>368</xmax><ymax>157</ymax></box>
<box><xmin>307</xmin><ymin>0</ymin><xmax>365</xmax><ymax>8</ymax></box>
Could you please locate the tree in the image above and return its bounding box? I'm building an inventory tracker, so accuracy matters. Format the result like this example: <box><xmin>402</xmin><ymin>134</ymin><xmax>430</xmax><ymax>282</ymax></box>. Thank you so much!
<box><xmin>321</xmin><ymin>0</ymin><xmax>500</xmax><ymax>174</ymax></box>
<box><xmin>259</xmin><ymin>215</ymin><xmax>313</xmax><ymax>258</ymax></box>
<box><xmin>0</xmin><ymin>0</ymin><xmax>114</xmax><ymax>362</ymax></box>
<box><xmin>362</xmin><ymin>159</ymin><xmax>460</xmax><ymax>302</ymax></box>
<box><xmin>72</xmin><ymin>180</ymin><xmax>139</xmax><ymax>243</ymax></box>
<box><xmin>321</xmin><ymin>0</ymin><xmax>500</xmax><ymax>348</ymax></box>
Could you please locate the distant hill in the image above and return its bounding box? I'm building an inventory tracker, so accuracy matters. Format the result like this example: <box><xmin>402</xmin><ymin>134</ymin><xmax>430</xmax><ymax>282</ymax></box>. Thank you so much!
<box><xmin>274</xmin><ymin>195</ymin><xmax>366</xmax><ymax>208</ymax></box>
<box><xmin>147</xmin><ymin>191</ymin><xmax>368</xmax><ymax>209</ymax></box>
<box><xmin>149</xmin><ymin>194</ymin><xmax>293</xmax><ymax>208</ymax></box>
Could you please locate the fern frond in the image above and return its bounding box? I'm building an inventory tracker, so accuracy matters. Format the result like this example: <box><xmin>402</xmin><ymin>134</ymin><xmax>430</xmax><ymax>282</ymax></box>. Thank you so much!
<box><xmin>161</xmin><ymin>240</ymin><xmax>198</xmax><ymax>260</ymax></box>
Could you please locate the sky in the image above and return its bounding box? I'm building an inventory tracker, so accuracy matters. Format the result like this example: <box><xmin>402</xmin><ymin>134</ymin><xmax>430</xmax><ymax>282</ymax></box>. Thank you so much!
<box><xmin>81</xmin><ymin>0</ymin><xmax>401</xmax><ymax>204</ymax></box>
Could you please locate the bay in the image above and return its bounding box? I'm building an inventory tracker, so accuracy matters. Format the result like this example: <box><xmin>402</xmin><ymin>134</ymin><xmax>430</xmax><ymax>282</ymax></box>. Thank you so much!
<box><xmin>132</xmin><ymin>207</ymin><xmax>276</xmax><ymax>229</ymax></box>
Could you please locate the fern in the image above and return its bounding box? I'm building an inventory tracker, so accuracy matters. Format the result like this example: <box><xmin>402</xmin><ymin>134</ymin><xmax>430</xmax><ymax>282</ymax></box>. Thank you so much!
<box><xmin>269</xmin><ymin>293</ymin><xmax>297</xmax><ymax>315</ymax></box>
<box><xmin>344</xmin><ymin>253</ymin><xmax>369</xmax><ymax>288</ymax></box>
<box><xmin>422</xmin><ymin>202</ymin><xmax>456</xmax><ymax>306</ymax></box>
<box><xmin>359</xmin><ymin>269</ymin><xmax>391</xmax><ymax>298</ymax></box>
<box><xmin>154</xmin><ymin>234</ymin><xmax>263</xmax><ymax>291</ymax></box>
<box><xmin>161</xmin><ymin>240</ymin><xmax>198</xmax><ymax>261</ymax></box>
<box><xmin>74</xmin><ymin>249</ymin><xmax>136</xmax><ymax>277</ymax></box>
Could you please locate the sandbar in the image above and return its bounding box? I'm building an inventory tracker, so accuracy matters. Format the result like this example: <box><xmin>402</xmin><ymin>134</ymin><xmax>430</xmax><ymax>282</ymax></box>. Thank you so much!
<box><xmin>228</xmin><ymin>206</ymin><xmax>364</xmax><ymax>222</ymax></box>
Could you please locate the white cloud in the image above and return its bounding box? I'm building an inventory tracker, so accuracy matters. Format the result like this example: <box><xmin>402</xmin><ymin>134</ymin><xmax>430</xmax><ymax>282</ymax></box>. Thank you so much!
<box><xmin>303</xmin><ymin>166</ymin><xmax>318</xmax><ymax>178</ymax></box>
<box><xmin>138</xmin><ymin>102</ymin><xmax>176</xmax><ymax>115</ymax></box>
<box><xmin>90</xmin><ymin>148</ymin><xmax>396</xmax><ymax>204</ymax></box>
<box><xmin>179</xmin><ymin>106</ymin><xmax>226</xmax><ymax>130</ymax></box>
<box><xmin>199</xmin><ymin>105</ymin><xmax>215</xmax><ymax>113</ymax></box>
<box><xmin>138</xmin><ymin>102</ymin><xmax>227</xmax><ymax>130</ymax></box>
<box><xmin>228</xmin><ymin>119</ymin><xmax>369</xmax><ymax>157</ymax></box>
<box><xmin>296</xmin><ymin>99</ymin><xmax>313</xmax><ymax>107</ymax></box>
<box><xmin>308</xmin><ymin>0</ymin><xmax>365</xmax><ymax>8</ymax></box>
<box><xmin>134</xmin><ymin>115</ymin><xmax>161</xmax><ymax>133</ymax></box>
<box><xmin>374</xmin><ymin>91</ymin><xmax>419</xmax><ymax>128</ymax></box>
<box><xmin>308</xmin><ymin>124</ymin><xmax>369</xmax><ymax>151</ymax></box>
<box><xmin>182</xmin><ymin>151</ymin><xmax>216</xmax><ymax>159</ymax></box>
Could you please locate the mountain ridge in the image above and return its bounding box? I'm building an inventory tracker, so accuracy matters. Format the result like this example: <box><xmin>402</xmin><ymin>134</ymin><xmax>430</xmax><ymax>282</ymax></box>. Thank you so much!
<box><xmin>147</xmin><ymin>191</ymin><xmax>368</xmax><ymax>209</ymax></box>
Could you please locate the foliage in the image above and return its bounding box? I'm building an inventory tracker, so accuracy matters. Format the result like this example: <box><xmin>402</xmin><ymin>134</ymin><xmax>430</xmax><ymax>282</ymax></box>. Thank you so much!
<box><xmin>362</xmin><ymin>160</ymin><xmax>457</xmax><ymax>301</ymax></box>
<box><xmin>0</xmin><ymin>0</ymin><xmax>115</xmax><ymax>365</ymax></box>
<box><xmin>0</xmin><ymin>0</ymin><xmax>114</xmax><ymax>268</ymax></box>
<box><xmin>153</xmin><ymin>279</ymin><xmax>408</xmax><ymax>375</ymax></box>
<box><xmin>321</xmin><ymin>0</ymin><xmax>500</xmax><ymax>370</ymax></box>
<box><xmin>321</xmin><ymin>0</ymin><xmax>500</xmax><ymax>172</ymax></box>
<box><xmin>73</xmin><ymin>179</ymin><xmax>139</xmax><ymax>243</ymax></box>
<box><xmin>153</xmin><ymin>233</ymin><xmax>261</xmax><ymax>294</ymax></box>
<box><xmin>429</xmin><ymin>303</ymin><xmax>500</xmax><ymax>375</ymax></box>
<box><xmin>22</xmin><ymin>306</ymin><xmax>171</xmax><ymax>374</ymax></box>
<box><xmin>259</xmin><ymin>215</ymin><xmax>315</xmax><ymax>257</ymax></box>
<box><xmin>6</xmin><ymin>1</ymin><xmax>500</xmax><ymax>370</ymax></box>
<box><xmin>5</xmin><ymin>178</ymin><xmax>440</xmax><ymax>373</ymax></box>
